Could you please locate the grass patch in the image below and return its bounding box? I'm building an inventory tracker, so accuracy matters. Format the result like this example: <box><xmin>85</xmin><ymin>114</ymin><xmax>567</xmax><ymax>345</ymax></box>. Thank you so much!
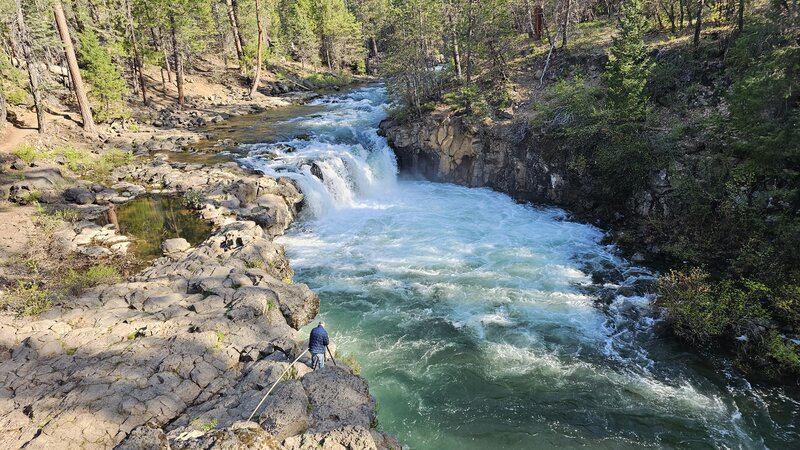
<box><xmin>11</xmin><ymin>144</ymin><xmax>41</xmax><ymax>163</ymax></box>
<box><xmin>244</xmin><ymin>258</ymin><xmax>265</xmax><ymax>270</ymax></box>
<box><xmin>94</xmin><ymin>148</ymin><xmax>134</xmax><ymax>178</ymax></box>
<box><xmin>127</xmin><ymin>327</ymin><xmax>146</xmax><ymax>340</ymax></box>
<box><xmin>2</xmin><ymin>281</ymin><xmax>53</xmax><ymax>316</ymax></box>
<box><xmin>63</xmin><ymin>264</ymin><xmax>122</xmax><ymax>296</ymax></box>
<box><xmin>281</xmin><ymin>365</ymin><xmax>299</xmax><ymax>381</ymax></box>
<box><xmin>19</xmin><ymin>191</ymin><xmax>41</xmax><ymax>205</ymax></box>
<box><xmin>214</xmin><ymin>330</ymin><xmax>225</xmax><ymax>350</ymax></box>
<box><xmin>191</xmin><ymin>418</ymin><xmax>218</xmax><ymax>432</ymax></box>
<box><xmin>303</xmin><ymin>71</ymin><xmax>353</xmax><ymax>88</ymax></box>
<box><xmin>335</xmin><ymin>352</ymin><xmax>362</xmax><ymax>375</ymax></box>
<box><xmin>9</xmin><ymin>145</ymin><xmax>134</xmax><ymax>182</ymax></box>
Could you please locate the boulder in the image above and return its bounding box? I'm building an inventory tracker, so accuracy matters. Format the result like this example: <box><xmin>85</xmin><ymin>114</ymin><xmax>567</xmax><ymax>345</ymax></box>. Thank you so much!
<box><xmin>163</xmin><ymin>238</ymin><xmax>191</xmax><ymax>254</ymax></box>
<box><xmin>64</xmin><ymin>187</ymin><xmax>96</xmax><ymax>205</ymax></box>
<box><xmin>301</xmin><ymin>367</ymin><xmax>376</xmax><ymax>433</ymax></box>
<box><xmin>258</xmin><ymin>380</ymin><xmax>310</xmax><ymax>440</ymax></box>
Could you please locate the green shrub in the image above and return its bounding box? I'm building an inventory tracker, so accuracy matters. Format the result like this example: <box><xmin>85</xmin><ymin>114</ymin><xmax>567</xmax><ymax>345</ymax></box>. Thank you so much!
<box><xmin>182</xmin><ymin>190</ymin><xmax>204</xmax><ymax>210</ymax></box>
<box><xmin>191</xmin><ymin>418</ymin><xmax>218</xmax><ymax>431</ymax></box>
<box><xmin>244</xmin><ymin>258</ymin><xmax>265</xmax><ymax>269</ymax></box>
<box><xmin>5</xmin><ymin>88</ymin><xmax>28</xmax><ymax>106</ymax></box>
<box><xmin>20</xmin><ymin>190</ymin><xmax>41</xmax><ymax>205</ymax></box>
<box><xmin>774</xmin><ymin>286</ymin><xmax>800</xmax><ymax>330</ymax></box>
<box><xmin>281</xmin><ymin>365</ymin><xmax>299</xmax><ymax>381</ymax></box>
<box><xmin>304</xmin><ymin>73</ymin><xmax>335</xmax><ymax>87</ymax></box>
<box><xmin>656</xmin><ymin>268</ymin><xmax>771</xmax><ymax>345</ymax></box>
<box><xmin>766</xmin><ymin>331</ymin><xmax>800</xmax><ymax>376</ymax></box>
<box><xmin>442</xmin><ymin>85</ymin><xmax>489</xmax><ymax>118</ymax></box>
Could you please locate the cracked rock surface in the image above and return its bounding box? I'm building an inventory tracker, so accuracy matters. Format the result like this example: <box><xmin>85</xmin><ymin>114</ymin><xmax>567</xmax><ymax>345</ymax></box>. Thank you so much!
<box><xmin>0</xmin><ymin>161</ymin><xmax>399</xmax><ymax>450</ymax></box>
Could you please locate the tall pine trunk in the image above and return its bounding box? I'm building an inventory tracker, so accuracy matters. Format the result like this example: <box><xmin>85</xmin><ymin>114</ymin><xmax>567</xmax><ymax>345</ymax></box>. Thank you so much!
<box><xmin>231</xmin><ymin>0</ymin><xmax>246</xmax><ymax>59</ymax></box>
<box><xmin>445</xmin><ymin>0</ymin><xmax>462</xmax><ymax>79</ymax></box>
<box><xmin>54</xmin><ymin>0</ymin><xmax>95</xmax><ymax>134</ymax></box>
<box><xmin>125</xmin><ymin>0</ymin><xmax>147</xmax><ymax>104</ymax></box>
<box><xmin>0</xmin><ymin>91</ymin><xmax>6</xmax><ymax>130</ymax></box>
<box><xmin>226</xmin><ymin>0</ymin><xmax>244</xmax><ymax>62</ymax></box>
<box><xmin>693</xmin><ymin>0</ymin><xmax>704</xmax><ymax>49</ymax></box>
<box><xmin>16</xmin><ymin>0</ymin><xmax>46</xmax><ymax>134</ymax></box>
<box><xmin>211</xmin><ymin>1</ymin><xmax>229</xmax><ymax>67</ymax></box>
<box><xmin>737</xmin><ymin>0</ymin><xmax>745</xmax><ymax>31</ymax></box>
<box><xmin>249</xmin><ymin>0</ymin><xmax>263</xmax><ymax>98</ymax></box>
<box><xmin>169</xmin><ymin>13</ymin><xmax>184</xmax><ymax>107</ymax></box>
<box><xmin>562</xmin><ymin>0</ymin><xmax>571</xmax><ymax>48</ymax></box>
<box><xmin>465</xmin><ymin>0</ymin><xmax>475</xmax><ymax>84</ymax></box>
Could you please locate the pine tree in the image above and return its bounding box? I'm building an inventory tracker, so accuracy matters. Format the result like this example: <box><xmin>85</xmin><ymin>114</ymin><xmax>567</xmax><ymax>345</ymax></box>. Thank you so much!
<box><xmin>316</xmin><ymin>0</ymin><xmax>364</xmax><ymax>71</ymax></box>
<box><xmin>350</xmin><ymin>0</ymin><xmax>388</xmax><ymax>57</ymax></box>
<box><xmin>605</xmin><ymin>0</ymin><xmax>653</xmax><ymax>122</ymax></box>
<box><xmin>281</xmin><ymin>0</ymin><xmax>320</xmax><ymax>68</ymax></box>
<box><xmin>77</xmin><ymin>29</ymin><xmax>129</xmax><ymax>122</ymax></box>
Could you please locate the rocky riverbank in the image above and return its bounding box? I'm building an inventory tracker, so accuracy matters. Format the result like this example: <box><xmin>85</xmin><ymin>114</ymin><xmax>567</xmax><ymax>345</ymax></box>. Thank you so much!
<box><xmin>0</xmin><ymin>135</ymin><xmax>399</xmax><ymax>449</ymax></box>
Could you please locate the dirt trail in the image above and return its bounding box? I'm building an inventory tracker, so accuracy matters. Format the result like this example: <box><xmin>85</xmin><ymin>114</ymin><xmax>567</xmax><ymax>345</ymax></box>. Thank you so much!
<box><xmin>0</xmin><ymin>123</ymin><xmax>36</xmax><ymax>154</ymax></box>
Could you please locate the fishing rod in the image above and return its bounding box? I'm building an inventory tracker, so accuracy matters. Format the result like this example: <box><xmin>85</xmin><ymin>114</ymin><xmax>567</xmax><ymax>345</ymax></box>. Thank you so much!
<box><xmin>247</xmin><ymin>348</ymin><xmax>308</xmax><ymax>422</ymax></box>
<box><xmin>326</xmin><ymin>345</ymin><xmax>337</xmax><ymax>367</ymax></box>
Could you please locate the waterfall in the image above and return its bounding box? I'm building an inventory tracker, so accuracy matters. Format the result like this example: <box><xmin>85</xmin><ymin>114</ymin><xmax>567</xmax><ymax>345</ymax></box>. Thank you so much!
<box><xmin>240</xmin><ymin>86</ymin><xmax>397</xmax><ymax>217</ymax></box>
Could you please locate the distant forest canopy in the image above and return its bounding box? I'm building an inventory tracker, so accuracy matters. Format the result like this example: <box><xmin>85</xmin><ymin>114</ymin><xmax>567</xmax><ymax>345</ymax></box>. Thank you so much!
<box><xmin>0</xmin><ymin>0</ymin><xmax>779</xmax><ymax>124</ymax></box>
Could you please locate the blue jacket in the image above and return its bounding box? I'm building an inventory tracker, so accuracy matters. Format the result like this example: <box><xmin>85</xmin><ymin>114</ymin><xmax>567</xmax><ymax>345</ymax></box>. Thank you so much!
<box><xmin>309</xmin><ymin>325</ymin><xmax>329</xmax><ymax>354</ymax></box>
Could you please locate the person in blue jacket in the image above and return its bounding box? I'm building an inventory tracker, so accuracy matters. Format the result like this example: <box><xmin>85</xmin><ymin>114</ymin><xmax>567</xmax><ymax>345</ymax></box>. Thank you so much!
<box><xmin>309</xmin><ymin>321</ymin><xmax>330</xmax><ymax>370</ymax></box>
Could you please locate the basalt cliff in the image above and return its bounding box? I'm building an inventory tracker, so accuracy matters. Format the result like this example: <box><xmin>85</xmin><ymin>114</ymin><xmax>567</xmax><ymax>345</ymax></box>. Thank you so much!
<box><xmin>380</xmin><ymin>112</ymin><xmax>673</xmax><ymax>261</ymax></box>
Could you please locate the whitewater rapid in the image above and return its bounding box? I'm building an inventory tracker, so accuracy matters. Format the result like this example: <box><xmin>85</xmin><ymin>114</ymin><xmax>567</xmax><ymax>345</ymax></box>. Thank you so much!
<box><xmin>236</xmin><ymin>85</ymin><xmax>799</xmax><ymax>449</ymax></box>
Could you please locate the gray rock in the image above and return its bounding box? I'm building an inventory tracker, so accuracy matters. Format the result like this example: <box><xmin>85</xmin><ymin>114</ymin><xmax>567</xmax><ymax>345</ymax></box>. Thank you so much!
<box><xmin>64</xmin><ymin>187</ymin><xmax>96</xmax><ymax>205</ymax></box>
<box><xmin>167</xmin><ymin>421</ymin><xmax>279</xmax><ymax>450</ymax></box>
<box><xmin>258</xmin><ymin>380</ymin><xmax>310</xmax><ymax>440</ymax></box>
<box><xmin>282</xmin><ymin>426</ymin><xmax>383</xmax><ymax>450</ymax></box>
<box><xmin>115</xmin><ymin>424</ymin><xmax>169</xmax><ymax>450</ymax></box>
<box><xmin>163</xmin><ymin>238</ymin><xmax>191</xmax><ymax>254</ymax></box>
<box><xmin>302</xmin><ymin>367</ymin><xmax>376</xmax><ymax>433</ymax></box>
<box><xmin>0</xmin><ymin>157</ymin><xmax>398</xmax><ymax>450</ymax></box>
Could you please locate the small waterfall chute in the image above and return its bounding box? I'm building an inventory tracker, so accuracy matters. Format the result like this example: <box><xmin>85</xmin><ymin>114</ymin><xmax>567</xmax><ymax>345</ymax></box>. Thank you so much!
<box><xmin>240</xmin><ymin>85</ymin><xmax>396</xmax><ymax>217</ymax></box>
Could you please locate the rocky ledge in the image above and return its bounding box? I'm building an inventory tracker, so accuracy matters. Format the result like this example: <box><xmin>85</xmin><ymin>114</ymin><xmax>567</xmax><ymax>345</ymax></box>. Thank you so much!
<box><xmin>0</xmin><ymin>160</ymin><xmax>399</xmax><ymax>449</ymax></box>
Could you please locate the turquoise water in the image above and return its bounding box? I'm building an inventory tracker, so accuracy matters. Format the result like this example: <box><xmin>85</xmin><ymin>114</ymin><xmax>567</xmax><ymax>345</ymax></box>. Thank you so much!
<box><xmin>239</xmin><ymin>86</ymin><xmax>800</xmax><ymax>449</ymax></box>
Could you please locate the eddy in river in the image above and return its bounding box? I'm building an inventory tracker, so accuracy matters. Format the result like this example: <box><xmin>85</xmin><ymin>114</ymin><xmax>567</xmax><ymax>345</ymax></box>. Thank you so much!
<box><xmin>309</xmin><ymin>321</ymin><xmax>330</xmax><ymax>370</ymax></box>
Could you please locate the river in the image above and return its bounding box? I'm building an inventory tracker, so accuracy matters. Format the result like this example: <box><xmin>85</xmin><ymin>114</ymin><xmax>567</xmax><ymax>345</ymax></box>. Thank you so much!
<box><xmin>217</xmin><ymin>85</ymin><xmax>799</xmax><ymax>449</ymax></box>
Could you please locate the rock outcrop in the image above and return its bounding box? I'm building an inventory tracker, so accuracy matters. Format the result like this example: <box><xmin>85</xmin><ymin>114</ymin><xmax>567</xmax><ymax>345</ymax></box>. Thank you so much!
<box><xmin>380</xmin><ymin>111</ymin><xmax>674</xmax><ymax>259</ymax></box>
<box><xmin>0</xmin><ymin>159</ymin><xmax>398</xmax><ymax>449</ymax></box>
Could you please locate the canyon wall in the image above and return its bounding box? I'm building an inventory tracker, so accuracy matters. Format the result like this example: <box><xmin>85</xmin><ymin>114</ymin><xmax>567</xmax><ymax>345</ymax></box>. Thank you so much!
<box><xmin>380</xmin><ymin>112</ymin><xmax>674</xmax><ymax>260</ymax></box>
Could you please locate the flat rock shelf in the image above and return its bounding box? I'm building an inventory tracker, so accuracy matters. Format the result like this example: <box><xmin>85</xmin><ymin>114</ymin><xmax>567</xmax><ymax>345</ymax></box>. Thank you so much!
<box><xmin>0</xmin><ymin>159</ymin><xmax>399</xmax><ymax>449</ymax></box>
